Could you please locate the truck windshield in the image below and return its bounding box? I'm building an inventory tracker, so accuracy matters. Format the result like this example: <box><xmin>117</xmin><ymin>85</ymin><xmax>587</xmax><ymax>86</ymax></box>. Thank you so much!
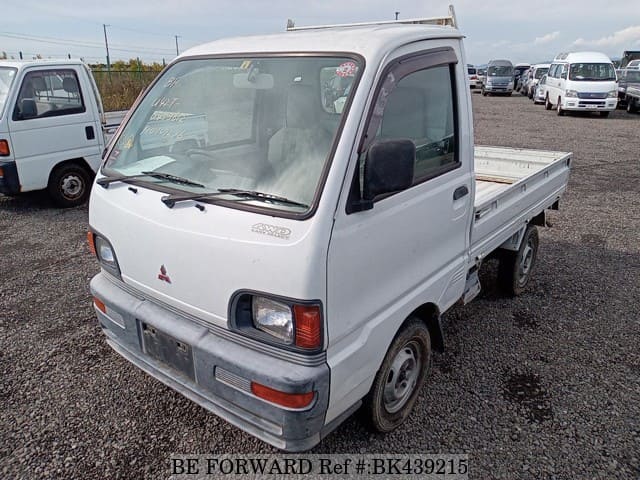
<box><xmin>488</xmin><ymin>66</ymin><xmax>513</xmax><ymax>76</ymax></box>
<box><xmin>569</xmin><ymin>63</ymin><xmax>616</xmax><ymax>81</ymax></box>
<box><xmin>0</xmin><ymin>67</ymin><xmax>18</xmax><ymax>118</ymax></box>
<box><xmin>103</xmin><ymin>56</ymin><xmax>361</xmax><ymax>213</ymax></box>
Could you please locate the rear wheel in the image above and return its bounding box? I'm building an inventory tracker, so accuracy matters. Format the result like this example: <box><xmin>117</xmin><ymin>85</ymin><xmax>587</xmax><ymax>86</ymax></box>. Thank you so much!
<box><xmin>498</xmin><ymin>225</ymin><xmax>539</xmax><ymax>296</ymax></box>
<box><xmin>363</xmin><ymin>318</ymin><xmax>431</xmax><ymax>433</ymax></box>
<box><xmin>47</xmin><ymin>164</ymin><xmax>91</xmax><ymax>208</ymax></box>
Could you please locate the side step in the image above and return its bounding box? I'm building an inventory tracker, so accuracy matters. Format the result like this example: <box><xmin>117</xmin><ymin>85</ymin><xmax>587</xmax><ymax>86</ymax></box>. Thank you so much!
<box><xmin>462</xmin><ymin>269</ymin><xmax>481</xmax><ymax>304</ymax></box>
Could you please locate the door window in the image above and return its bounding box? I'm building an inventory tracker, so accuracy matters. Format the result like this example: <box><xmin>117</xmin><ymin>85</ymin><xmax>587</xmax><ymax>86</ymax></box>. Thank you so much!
<box><xmin>375</xmin><ymin>65</ymin><xmax>457</xmax><ymax>183</ymax></box>
<box><xmin>13</xmin><ymin>69</ymin><xmax>85</xmax><ymax>121</ymax></box>
<box><xmin>351</xmin><ymin>55</ymin><xmax>460</xmax><ymax>206</ymax></box>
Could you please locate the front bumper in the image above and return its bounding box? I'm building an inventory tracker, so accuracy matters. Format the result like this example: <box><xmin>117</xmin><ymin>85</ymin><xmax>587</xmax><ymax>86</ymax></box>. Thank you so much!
<box><xmin>90</xmin><ymin>272</ymin><xmax>330</xmax><ymax>451</ymax></box>
<box><xmin>0</xmin><ymin>161</ymin><xmax>20</xmax><ymax>195</ymax></box>
<box><xmin>561</xmin><ymin>97</ymin><xmax>617</xmax><ymax>112</ymax></box>
<box><xmin>484</xmin><ymin>84</ymin><xmax>513</xmax><ymax>93</ymax></box>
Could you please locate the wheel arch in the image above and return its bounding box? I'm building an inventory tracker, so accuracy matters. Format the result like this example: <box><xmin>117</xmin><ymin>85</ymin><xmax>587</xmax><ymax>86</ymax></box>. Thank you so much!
<box><xmin>47</xmin><ymin>157</ymin><xmax>95</xmax><ymax>184</ymax></box>
<box><xmin>407</xmin><ymin>302</ymin><xmax>444</xmax><ymax>353</ymax></box>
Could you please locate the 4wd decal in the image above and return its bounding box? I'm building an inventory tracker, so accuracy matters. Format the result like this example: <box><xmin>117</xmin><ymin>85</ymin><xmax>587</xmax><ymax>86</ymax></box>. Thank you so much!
<box><xmin>251</xmin><ymin>223</ymin><xmax>292</xmax><ymax>240</ymax></box>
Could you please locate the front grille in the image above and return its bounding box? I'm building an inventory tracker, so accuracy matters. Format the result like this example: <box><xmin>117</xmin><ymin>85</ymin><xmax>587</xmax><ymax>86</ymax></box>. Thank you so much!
<box><xmin>577</xmin><ymin>92</ymin><xmax>608</xmax><ymax>99</ymax></box>
<box><xmin>578</xmin><ymin>101</ymin><xmax>606</xmax><ymax>107</ymax></box>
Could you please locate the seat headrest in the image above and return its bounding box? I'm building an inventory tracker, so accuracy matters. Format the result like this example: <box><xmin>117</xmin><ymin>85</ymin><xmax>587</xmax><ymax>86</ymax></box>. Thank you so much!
<box><xmin>20</xmin><ymin>98</ymin><xmax>38</xmax><ymax>119</ymax></box>
<box><xmin>63</xmin><ymin>77</ymin><xmax>79</xmax><ymax>94</ymax></box>
<box><xmin>286</xmin><ymin>84</ymin><xmax>317</xmax><ymax>129</ymax></box>
<box><xmin>381</xmin><ymin>86</ymin><xmax>426</xmax><ymax>139</ymax></box>
<box><xmin>31</xmin><ymin>76</ymin><xmax>46</xmax><ymax>92</ymax></box>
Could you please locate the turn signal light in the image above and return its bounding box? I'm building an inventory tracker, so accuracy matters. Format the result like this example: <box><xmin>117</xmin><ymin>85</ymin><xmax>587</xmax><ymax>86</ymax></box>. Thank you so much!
<box><xmin>293</xmin><ymin>305</ymin><xmax>322</xmax><ymax>349</ymax></box>
<box><xmin>87</xmin><ymin>231</ymin><xmax>96</xmax><ymax>255</ymax></box>
<box><xmin>250</xmin><ymin>382</ymin><xmax>314</xmax><ymax>409</ymax></box>
<box><xmin>93</xmin><ymin>297</ymin><xmax>106</xmax><ymax>313</ymax></box>
<box><xmin>0</xmin><ymin>139</ymin><xmax>9</xmax><ymax>156</ymax></box>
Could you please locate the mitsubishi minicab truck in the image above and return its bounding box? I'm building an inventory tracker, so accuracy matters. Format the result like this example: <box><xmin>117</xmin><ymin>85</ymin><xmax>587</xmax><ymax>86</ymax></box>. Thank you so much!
<box><xmin>88</xmin><ymin>6</ymin><xmax>572</xmax><ymax>451</ymax></box>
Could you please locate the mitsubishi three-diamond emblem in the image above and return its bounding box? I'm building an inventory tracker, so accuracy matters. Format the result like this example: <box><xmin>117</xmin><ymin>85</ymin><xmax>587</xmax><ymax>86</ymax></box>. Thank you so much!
<box><xmin>158</xmin><ymin>265</ymin><xmax>171</xmax><ymax>284</ymax></box>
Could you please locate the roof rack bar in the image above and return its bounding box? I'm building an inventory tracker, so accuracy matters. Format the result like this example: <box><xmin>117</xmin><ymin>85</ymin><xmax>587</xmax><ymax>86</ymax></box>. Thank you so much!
<box><xmin>287</xmin><ymin>4</ymin><xmax>457</xmax><ymax>31</ymax></box>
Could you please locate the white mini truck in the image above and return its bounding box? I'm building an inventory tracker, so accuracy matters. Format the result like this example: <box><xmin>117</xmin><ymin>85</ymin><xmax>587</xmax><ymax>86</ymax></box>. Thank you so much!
<box><xmin>89</xmin><ymin>7</ymin><xmax>571</xmax><ymax>451</ymax></box>
<box><xmin>0</xmin><ymin>60</ymin><xmax>125</xmax><ymax>206</ymax></box>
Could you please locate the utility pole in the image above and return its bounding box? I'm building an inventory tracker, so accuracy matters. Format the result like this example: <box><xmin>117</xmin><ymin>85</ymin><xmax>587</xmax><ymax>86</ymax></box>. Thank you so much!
<box><xmin>103</xmin><ymin>24</ymin><xmax>111</xmax><ymax>73</ymax></box>
<box><xmin>395</xmin><ymin>11</ymin><xmax>400</xmax><ymax>20</ymax></box>
<box><xmin>174</xmin><ymin>35</ymin><xmax>180</xmax><ymax>56</ymax></box>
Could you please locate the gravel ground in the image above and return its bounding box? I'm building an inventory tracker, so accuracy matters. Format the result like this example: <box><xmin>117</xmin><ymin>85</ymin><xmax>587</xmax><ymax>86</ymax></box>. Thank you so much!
<box><xmin>1</xmin><ymin>92</ymin><xmax>639</xmax><ymax>479</ymax></box>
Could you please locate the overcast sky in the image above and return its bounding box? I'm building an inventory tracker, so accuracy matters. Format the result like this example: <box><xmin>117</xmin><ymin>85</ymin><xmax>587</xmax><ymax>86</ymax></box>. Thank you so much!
<box><xmin>2</xmin><ymin>0</ymin><xmax>639</xmax><ymax>65</ymax></box>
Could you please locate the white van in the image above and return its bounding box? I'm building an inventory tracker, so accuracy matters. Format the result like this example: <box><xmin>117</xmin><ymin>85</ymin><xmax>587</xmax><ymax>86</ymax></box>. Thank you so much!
<box><xmin>543</xmin><ymin>52</ymin><xmax>618</xmax><ymax>117</ymax></box>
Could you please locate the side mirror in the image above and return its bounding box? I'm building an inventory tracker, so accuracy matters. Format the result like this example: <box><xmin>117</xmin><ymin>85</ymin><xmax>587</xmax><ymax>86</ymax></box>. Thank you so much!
<box><xmin>354</xmin><ymin>138</ymin><xmax>415</xmax><ymax>211</ymax></box>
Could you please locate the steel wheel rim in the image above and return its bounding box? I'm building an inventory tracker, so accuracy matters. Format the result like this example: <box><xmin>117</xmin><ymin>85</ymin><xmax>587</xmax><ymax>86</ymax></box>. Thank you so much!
<box><xmin>383</xmin><ymin>341</ymin><xmax>421</xmax><ymax>413</ymax></box>
<box><xmin>61</xmin><ymin>174</ymin><xmax>84</xmax><ymax>200</ymax></box>
<box><xmin>518</xmin><ymin>238</ymin><xmax>535</xmax><ymax>285</ymax></box>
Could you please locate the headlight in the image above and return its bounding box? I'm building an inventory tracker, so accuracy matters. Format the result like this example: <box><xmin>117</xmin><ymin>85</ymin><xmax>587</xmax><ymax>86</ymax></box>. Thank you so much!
<box><xmin>88</xmin><ymin>231</ymin><xmax>121</xmax><ymax>277</ymax></box>
<box><xmin>252</xmin><ymin>296</ymin><xmax>294</xmax><ymax>343</ymax></box>
<box><xmin>608</xmin><ymin>90</ymin><xmax>617</xmax><ymax>98</ymax></box>
<box><xmin>565</xmin><ymin>90</ymin><xmax>579</xmax><ymax>97</ymax></box>
<box><xmin>233</xmin><ymin>293</ymin><xmax>323</xmax><ymax>351</ymax></box>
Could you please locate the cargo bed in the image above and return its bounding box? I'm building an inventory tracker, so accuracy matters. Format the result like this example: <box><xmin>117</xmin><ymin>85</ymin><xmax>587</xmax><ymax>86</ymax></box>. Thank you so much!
<box><xmin>470</xmin><ymin>146</ymin><xmax>572</xmax><ymax>262</ymax></box>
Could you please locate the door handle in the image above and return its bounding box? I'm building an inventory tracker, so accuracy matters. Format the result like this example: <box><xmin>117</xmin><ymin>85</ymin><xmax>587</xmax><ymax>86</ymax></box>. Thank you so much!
<box><xmin>453</xmin><ymin>185</ymin><xmax>469</xmax><ymax>200</ymax></box>
<box><xmin>85</xmin><ymin>126</ymin><xmax>95</xmax><ymax>140</ymax></box>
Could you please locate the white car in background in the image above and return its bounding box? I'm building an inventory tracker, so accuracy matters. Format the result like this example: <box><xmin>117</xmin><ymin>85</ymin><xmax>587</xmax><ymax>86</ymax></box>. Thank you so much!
<box><xmin>534</xmin><ymin>74</ymin><xmax>549</xmax><ymax>104</ymax></box>
<box><xmin>467</xmin><ymin>65</ymin><xmax>481</xmax><ymax>89</ymax></box>
<box><xmin>527</xmin><ymin>63</ymin><xmax>550</xmax><ymax>99</ymax></box>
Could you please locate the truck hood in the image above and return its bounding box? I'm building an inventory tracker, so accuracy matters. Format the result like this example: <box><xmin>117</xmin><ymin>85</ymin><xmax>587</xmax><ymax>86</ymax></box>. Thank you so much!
<box><xmin>89</xmin><ymin>183</ymin><xmax>328</xmax><ymax>329</ymax></box>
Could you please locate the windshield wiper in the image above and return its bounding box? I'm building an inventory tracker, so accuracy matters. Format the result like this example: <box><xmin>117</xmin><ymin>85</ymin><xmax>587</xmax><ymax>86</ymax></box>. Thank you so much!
<box><xmin>97</xmin><ymin>171</ymin><xmax>205</xmax><ymax>189</ymax></box>
<box><xmin>161</xmin><ymin>188</ymin><xmax>309</xmax><ymax>209</ymax></box>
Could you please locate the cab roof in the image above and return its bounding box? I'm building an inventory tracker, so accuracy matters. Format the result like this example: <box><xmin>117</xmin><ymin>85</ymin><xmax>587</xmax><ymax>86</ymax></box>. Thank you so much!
<box><xmin>0</xmin><ymin>59</ymin><xmax>85</xmax><ymax>70</ymax></box>
<box><xmin>553</xmin><ymin>51</ymin><xmax>613</xmax><ymax>63</ymax></box>
<box><xmin>179</xmin><ymin>24</ymin><xmax>463</xmax><ymax>62</ymax></box>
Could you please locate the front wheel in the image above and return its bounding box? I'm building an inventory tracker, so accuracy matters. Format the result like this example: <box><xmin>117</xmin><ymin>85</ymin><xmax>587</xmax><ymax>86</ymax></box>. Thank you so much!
<box><xmin>363</xmin><ymin>318</ymin><xmax>431</xmax><ymax>433</ymax></box>
<box><xmin>47</xmin><ymin>164</ymin><xmax>91</xmax><ymax>208</ymax></box>
<box><xmin>482</xmin><ymin>88</ymin><xmax>487</xmax><ymax>96</ymax></box>
<box><xmin>628</xmin><ymin>99</ymin><xmax>638</xmax><ymax>113</ymax></box>
<box><xmin>498</xmin><ymin>225</ymin><xmax>539</xmax><ymax>296</ymax></box>
<box><xmin>556</xmin><ymin>97</ymin><xmax>565</xmax><ymax>116</ymax></box>
<box><xmin>545</xmin><ymin>95</ymin><xmax>552</xmax><ymax>110</ymax></box>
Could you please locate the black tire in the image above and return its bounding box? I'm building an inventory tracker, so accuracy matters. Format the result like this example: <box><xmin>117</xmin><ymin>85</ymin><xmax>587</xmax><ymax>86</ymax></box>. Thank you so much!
<box><xmin>47</xmin><ymin>164</ymin><xmax>91</xmax><ymax>208</ymax></box>
<box><xmin>556</xmin><ymin>97</ymin><xmax>564</xmax><ymax>116</ymax></box>
<box><xmin>498</xmin><ymin>225</ymin><xmax>539</xmax><ymax>296</ymax></box>
<box><xmin>545</xmin><ymin>94</ymin><xmax>552</xmax><ymax>110</ymax></box>
<box><xmin>363</xmin><ymin>318</ymin><xmax>431</xmax><ymax>433</ymax></box>
<box><xmin>628</xmin><ymin>100</ymin><xmax>638</xmax><ymax>113</ymax></box>
<box><xmin>482</xmin><ymin>89</ymin><xmax>487</xmax><ymax>96</ymax></box>
<box><xmin>600</xmin><ymin>111</ymin><xmax>610</xmax><ymax>118</ymax></box>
